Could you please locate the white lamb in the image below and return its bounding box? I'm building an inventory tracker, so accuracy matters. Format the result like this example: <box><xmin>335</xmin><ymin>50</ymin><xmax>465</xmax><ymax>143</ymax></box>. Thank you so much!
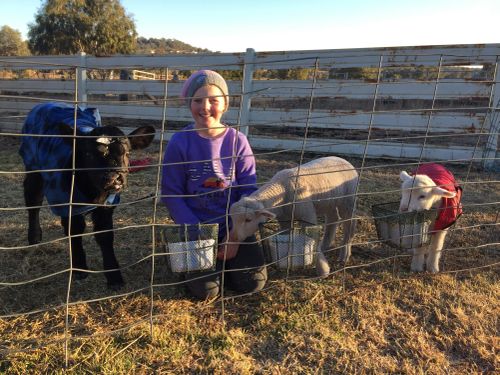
<box><xmin>229</xmin><ymin>156</ymin><xmax>359</xmax><ymax>277</ymax></box>
<box><xmin>399</xmin><ymin>163</ymin><xmax>463</xmax><ymax>273</ymax></box>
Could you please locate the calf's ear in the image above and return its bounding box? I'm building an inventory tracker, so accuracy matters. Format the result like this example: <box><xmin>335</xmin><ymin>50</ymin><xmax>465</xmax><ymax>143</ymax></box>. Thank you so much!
<box><xmin>128</xmin><ymin>125</ymin><xmax>155</xmax><ymax>150</ymax></box>
<box><xmin>57</xmin><ymin>122</ymin><xmax>85</xmax><ymax>143</ymax></box>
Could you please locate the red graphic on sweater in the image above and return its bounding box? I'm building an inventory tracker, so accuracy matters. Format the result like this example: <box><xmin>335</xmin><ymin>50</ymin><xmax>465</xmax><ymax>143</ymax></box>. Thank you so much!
<box><xmin>202</xmin><ymin>176</ymin><xmax>227</xmax><ymax>189</ymax></box>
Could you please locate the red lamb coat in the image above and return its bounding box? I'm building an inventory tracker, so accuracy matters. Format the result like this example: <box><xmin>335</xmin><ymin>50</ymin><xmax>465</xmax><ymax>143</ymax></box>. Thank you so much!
<box><xmin>414</xmin><ymin>163</ymin><xmax>463</xmax><ymax>231</ymax></box>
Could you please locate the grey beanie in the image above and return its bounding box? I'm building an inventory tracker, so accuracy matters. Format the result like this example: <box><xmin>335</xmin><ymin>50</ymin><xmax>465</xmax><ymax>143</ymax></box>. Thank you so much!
<box><xmin>180</xmin><ymin>70</ymin><xmax>229</xmax><ymax>108</ymax></box>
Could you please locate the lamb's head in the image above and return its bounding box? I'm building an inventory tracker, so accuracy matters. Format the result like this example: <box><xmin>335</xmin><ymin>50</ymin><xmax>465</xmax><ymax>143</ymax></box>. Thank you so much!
<box><xmin>229</xmin><ymin>197</ymin><xmax>276</xmax><ymax>241</ymax></box>
<box><xmin>399</xmin><ymin>171</ymin><xmax>456</xmax><ymax>212</ymax></box>
<box><xmin>60</xmin><ymin>123</ymin><xmax>155</xmax><ymax>197</ymax></box>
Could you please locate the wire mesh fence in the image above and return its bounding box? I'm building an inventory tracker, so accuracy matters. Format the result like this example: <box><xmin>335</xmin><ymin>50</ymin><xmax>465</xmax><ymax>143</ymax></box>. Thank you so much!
<box><xmin>0</xmin><ymin>46</ymin><xmax>498</xmax><ymax>370</ymax></box>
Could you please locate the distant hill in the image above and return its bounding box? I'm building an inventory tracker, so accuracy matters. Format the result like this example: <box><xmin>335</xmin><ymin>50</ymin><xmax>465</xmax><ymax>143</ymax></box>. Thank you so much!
<box><xmin>136</xmin><ymin>37</ymin><xmax>211</xmax><ymax>54</ymax></box>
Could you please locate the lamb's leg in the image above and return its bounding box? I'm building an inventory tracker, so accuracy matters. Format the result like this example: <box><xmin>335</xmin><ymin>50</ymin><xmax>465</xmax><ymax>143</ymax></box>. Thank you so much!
<box><xmin>92</xmin><ymin>207</ymin><xmax>124</xmax><ymax>289</ymax></box>
<box><xmin>291</xmin><ymin>206</ymin><xmax>330</xmax><ymax>277</ymax></box>
<box><xmin>426</xmin><ymin>230</ymin><xmax>447</xmax><ymax>273</ymax></box>
<box><xmin>337</xmin><ymin>205</ymin><xmax>357</xmax><ymax>263</ymax></box>
<box><xmin>24</xmin><ymin>172</ymin><xmax>44</xmax><ymax>244</ymax></box>
<box><xmin>323</xmin><ymin>212</ymin><xmax>339</xmax><ymax>259</ymax></box>
<box><xmin>303</xmin><ymin>214</ymin><xmax>332</xmax><ymax>277</ymax></box>
<box><xmin>304</xmin><ymin>213</ymin><xmax>330</xmax><ymax>278</ymax></box>
<box><xmin>61</xmin><ymin>214</ymin><xmax>88</xmax><ymax>280</ymax></box>
<box><xmin>410</xmin><ymin>246</ymin><xmax>426</xmax><ymax>272</ymax></box>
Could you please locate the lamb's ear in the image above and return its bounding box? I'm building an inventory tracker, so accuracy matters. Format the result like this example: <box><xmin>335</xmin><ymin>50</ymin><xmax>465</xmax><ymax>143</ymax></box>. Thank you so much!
<box><xmin>257</xmin><ymin>209</ymin><xmax>276</xmax><ymax>220</ymax></box>
<box><xmin>240</xmin><ymin>196</ymin><xmax>252</xmax><ymax>204</ymax></box>
<box><xmin>400</xmin><ymin>171</ymin><xmax>412</xmax><ymax>182</ymax></box>
<box><xmin>432</xmin><ymin>187</ymin><xmax>456</xmax><ymax>198</ymax></box>
<box><xmin>128</xmin><ymin>125</ymin><xmax>155</xmax><ymax>150</ymax></box>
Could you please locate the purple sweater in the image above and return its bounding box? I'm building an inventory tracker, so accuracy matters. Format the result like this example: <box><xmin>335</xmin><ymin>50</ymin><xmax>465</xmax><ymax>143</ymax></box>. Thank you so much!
<box><xmin>161</xmin><ymin>124</ymin><xmax>257</xmax><ymax>237</ymax></box>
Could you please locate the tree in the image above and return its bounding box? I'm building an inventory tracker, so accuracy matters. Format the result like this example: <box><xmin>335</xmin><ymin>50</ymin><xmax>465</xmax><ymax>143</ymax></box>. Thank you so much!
<box><xmin>136</xmin><ymin>37</ymin><xmax>210</xmax><ymax>55</ymax></box>
<box><xmin>27</xmin><ymin>0</ymin><xmax>137</xmax><ymax>56</ymax></box>
<box><xmin>0</xmin><ymin>25</ymin><xmax>29</xmax><ymax>56</ymax></box>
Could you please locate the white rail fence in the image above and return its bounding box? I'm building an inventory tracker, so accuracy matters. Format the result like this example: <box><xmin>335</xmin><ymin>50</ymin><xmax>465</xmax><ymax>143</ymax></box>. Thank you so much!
<box><xmin>0</xmin><ymin>44</ymin><xmax>499</xmax><ymax>170</ymax></box>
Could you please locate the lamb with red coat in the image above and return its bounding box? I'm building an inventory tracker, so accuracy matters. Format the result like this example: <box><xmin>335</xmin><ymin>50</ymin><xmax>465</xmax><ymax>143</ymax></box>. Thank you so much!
<box><xmin>399</xmin><ymin>163</ymin><xmax>463</xmax><ymax>273</ymax></box>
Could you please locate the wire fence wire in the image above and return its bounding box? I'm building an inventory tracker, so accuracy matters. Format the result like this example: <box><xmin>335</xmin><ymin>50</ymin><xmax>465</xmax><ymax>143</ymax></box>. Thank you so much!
<box><xmin>0</xmin><ymin>49</ymin><xmax>499</xmax><ymax>366</ymax></box>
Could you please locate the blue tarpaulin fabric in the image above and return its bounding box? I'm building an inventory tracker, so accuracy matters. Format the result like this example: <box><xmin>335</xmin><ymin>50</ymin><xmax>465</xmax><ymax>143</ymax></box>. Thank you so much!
<box><xmin>19</xmin><ymin>102</ymin><xmax>119</xmax><ymax>217</ymax></box>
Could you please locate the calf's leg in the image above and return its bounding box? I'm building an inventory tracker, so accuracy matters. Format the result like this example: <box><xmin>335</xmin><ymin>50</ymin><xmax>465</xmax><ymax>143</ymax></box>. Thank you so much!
<box><xmin>92</xmin><ymin>207</ymin><xmax>124</xmax><ymax>288</ymax></box>
<box><xmin>61</xmin><ymin>214</ymin><xmax>88</xmax><ymax>280</ymax></box>
<box><xmin>24</xmin><ymin>172</ymin><xmax>44</xmax><ymax>244</ymax></box>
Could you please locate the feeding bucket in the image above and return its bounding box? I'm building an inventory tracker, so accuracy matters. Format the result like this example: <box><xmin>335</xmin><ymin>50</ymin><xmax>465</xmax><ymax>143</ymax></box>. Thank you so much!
<box><xmin>372</xmin><ymin>202</ymin><xmax>437</xmax><ymax>249</ymax></box>
<box><xmin>161</xmin><ymin>224</ymin><xmax>218</xmax><ymax>273</ymax></box>
<box><xmin>259</xmin><ymin>221</ymin><xmax>322</xmax><ymax>271</ymax></box>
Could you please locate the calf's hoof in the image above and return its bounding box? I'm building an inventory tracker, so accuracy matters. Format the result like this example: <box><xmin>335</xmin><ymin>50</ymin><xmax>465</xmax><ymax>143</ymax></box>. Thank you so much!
<box><xmin>73</xmin><ymin>270</ymin><xmax>89</xmax><ymax>280</ymax></box>
<box><xmin>106</xmin><ymin>272</ymin><xmax>125</xmax><ymax>290</ymax></box>
<box><xmin>107</xmin><ymin>280</ymin><xmax>125</xmax><ymax>291</ymax></box>
<box><xmin>28</xmin><ymin>228</ymin><xmax>42</xmax><ymax>245</ymax></box>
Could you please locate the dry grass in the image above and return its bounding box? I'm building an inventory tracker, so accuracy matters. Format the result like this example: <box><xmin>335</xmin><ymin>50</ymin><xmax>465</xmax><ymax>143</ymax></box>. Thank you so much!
<box><xmin>0</xmin><ymin>134</ymin><xmax>498</xmax><ymax>374</ymax></box>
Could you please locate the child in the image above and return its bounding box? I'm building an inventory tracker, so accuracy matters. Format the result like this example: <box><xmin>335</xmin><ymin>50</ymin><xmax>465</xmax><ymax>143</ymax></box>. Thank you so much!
<box><xmin>161</xmin><ymin>70</ymin><xmax>267</xmax><ymax>299</ymax></box>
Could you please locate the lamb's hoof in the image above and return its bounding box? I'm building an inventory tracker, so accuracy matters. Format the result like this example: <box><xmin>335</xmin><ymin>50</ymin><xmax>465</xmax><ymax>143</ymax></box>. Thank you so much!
<box><xmin>315</xmin><ymin>263</ymin><xmax>330</xmax><ymax>278</ymax></box>
<box><xmin>337</xmin><ymin>255</ymin><xmax>350</xmax><ymax>264</ymax></box>
<box><xmin>337</xmin><ymin>250</ymin><xmax>351</xmax><ymax>264</ymax></box>
<box><xmin>410</xmin><ymin>259</ymin><xmax>425</xmax><ymax>273</ymax></box>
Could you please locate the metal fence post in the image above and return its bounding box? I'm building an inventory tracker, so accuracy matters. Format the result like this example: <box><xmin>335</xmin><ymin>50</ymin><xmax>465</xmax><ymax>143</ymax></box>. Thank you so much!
<box><xmin>483</xmin><ymin>61</ymin><xmax>499</xmax><ymax>171</ymax></box>
<box><xmin>239</xmin><ymin>48</ymin><xmax>256</xmax><ymax>136</ymax></box>
<box><xmin>77</xmin><ymin>52</ymin><xmax>88</xmax><ymax>104</ymax></box>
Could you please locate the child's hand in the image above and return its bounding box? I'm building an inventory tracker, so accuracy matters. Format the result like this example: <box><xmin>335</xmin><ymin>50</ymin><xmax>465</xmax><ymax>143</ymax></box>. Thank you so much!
<box><xmin>217</xmin><ymin>233</ymin><xmax>239</xmax><ymax>260</ymax></box>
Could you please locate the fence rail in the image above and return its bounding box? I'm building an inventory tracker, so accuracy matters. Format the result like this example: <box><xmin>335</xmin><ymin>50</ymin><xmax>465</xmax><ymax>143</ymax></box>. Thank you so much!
<box><xmin>0</xmin><ymin>44</ymin><xmax>499</xmax><ymax>170</ymax></box>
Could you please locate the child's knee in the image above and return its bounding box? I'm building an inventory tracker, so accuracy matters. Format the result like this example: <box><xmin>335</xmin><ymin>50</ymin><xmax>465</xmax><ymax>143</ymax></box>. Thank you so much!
<box><xmin>184</xmin><ymin>272</ymin><xmax>220</xmax><ymax>300</ymax></box>
<box><xmin>229</xmin><ymin>266</ymin><xmax>267</xmax><ymax>294</ymax></box>
<box><xmin>186</xmin><ymin>279</ymin><xmax>220</xmax><ymax>300</ymax></box>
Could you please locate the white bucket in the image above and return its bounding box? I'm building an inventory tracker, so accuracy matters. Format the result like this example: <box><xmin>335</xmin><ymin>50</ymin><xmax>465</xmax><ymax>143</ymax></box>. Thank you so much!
<box><xmin>269</xmin><ymin>234</ymin><xmax>316</xmax><ymax>269</ymax></box>
<box><xmin>372</xmin><ymin>202</ymin><xmax>434</xmax><ymax>249</ymax></box>
<box><xmin>167</xmin><ymin>239</ymin><xmax>216</xmax><ymax>273</ymax></box>
<box><xmin>389</xmin><ymin>222</ymin><xmax>431</xmax><ymax>249</ymax></box>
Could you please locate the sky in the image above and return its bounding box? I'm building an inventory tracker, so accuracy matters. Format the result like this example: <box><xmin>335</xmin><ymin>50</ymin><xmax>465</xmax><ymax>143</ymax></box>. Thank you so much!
<box><xmin>1</xmin><ymin>0</ymin><xmax>499</xmax><ymax>53</ymax></box>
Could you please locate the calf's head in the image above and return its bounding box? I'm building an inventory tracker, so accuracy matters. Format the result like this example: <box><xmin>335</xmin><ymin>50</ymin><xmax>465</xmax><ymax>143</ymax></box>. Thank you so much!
<box><xmin>229</xmin><ymin>197</ymin><xmax>275</xmax><ymax>241</ymax></box>
<box><xmin>60</xmin><ymin>123</ymin><xmax>155</xmax><ymax>198</ymax></box>
<box><xmin>399</xmin><ymin>171</ymin><xmax>456</xmax><ymax>212</ymax></box>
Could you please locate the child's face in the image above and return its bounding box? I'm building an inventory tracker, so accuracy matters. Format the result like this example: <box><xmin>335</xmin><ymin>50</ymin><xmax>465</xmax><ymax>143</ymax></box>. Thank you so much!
<box><xmin>190</xmin><ymin>84</ymin><xmax>227</xmax><ymax>130</ymax></box>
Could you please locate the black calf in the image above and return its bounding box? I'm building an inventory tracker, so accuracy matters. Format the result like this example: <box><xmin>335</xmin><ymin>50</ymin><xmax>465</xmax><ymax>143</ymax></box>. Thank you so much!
<box><xmin>19</xmin><ymin>102</ymin><xmax>155</xmax><ymax>288</ymax></box>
